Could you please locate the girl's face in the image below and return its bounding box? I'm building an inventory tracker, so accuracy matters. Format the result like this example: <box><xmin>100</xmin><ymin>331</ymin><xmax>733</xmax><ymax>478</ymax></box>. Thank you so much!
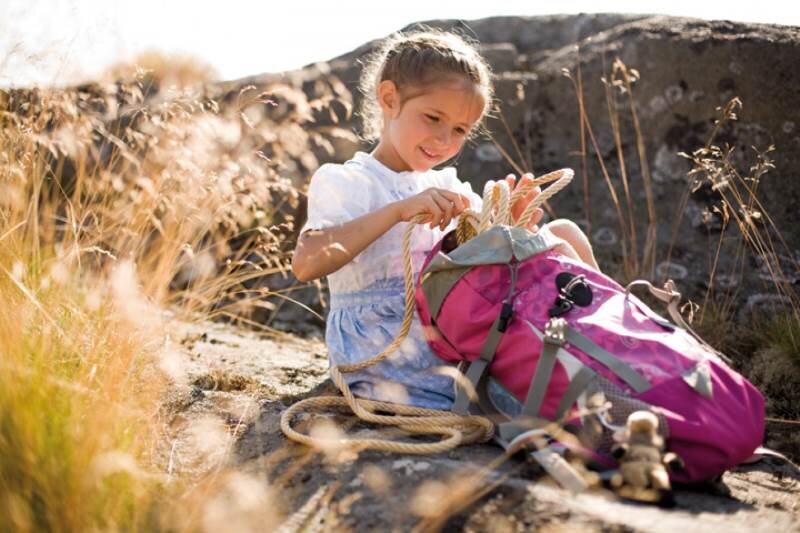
<box><xmin>374</xmin><ymin>79</ymin><xmax>485</xmax><ymax>173</ymax></box>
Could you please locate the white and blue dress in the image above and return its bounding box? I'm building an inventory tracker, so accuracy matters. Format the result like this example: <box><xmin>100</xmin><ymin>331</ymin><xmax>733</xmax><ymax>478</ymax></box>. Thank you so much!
<box><xmin>300</xmin><ymin>150</ymin><xmax>521</xmax><ymax>413</ymax></box>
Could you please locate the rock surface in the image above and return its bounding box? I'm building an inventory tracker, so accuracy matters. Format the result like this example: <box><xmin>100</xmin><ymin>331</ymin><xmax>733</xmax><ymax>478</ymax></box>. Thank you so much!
<box><xmin>162</xmin><ymin>318</ymin><xmax>800</xmax><ymax>531</ymax></box>
<box><xmin>238</xmin><ymin>13</ymin><xmax>800</xmax><ymax>314</ymax></box>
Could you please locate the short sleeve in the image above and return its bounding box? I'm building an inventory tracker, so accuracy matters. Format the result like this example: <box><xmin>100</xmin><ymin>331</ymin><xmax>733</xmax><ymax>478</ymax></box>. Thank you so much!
<box><xmin>300</xmin><ymin>164</ymin><xmax>374</xmax><ymax>234</ymax></box>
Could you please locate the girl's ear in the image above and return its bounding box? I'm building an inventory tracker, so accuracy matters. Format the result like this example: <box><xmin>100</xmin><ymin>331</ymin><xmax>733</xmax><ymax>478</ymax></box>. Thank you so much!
<box><xmin>377</xmin><ymin>80</ymin><xmax>400</xmax><ymax>119</ymax></box>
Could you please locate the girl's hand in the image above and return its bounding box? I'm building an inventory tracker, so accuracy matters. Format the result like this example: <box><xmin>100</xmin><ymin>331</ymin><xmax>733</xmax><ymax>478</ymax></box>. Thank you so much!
<box><xmin>504</xmin><ymin>173</ymin><xmax>544</xmax><ymax>231</ymax></box>
<box><xmin>395</xmin><ymin>188</ymin><xmax>472</xmax><ymax>231</ymax></box>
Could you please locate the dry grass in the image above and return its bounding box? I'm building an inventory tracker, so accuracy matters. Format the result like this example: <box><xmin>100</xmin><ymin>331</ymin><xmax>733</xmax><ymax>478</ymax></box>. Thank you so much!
<box><xmin>499</xmin><ymin>44</ymin><xmax>800</xmax><ymax>365</ymax></box>
<box><xmin>103</xmin><ymin>50</ymin><xmax>219</xmax><ymax>88</ymax></box>
<box><xmin>0</xmin><ymin>234</ymin><xmax>169</xmax><ymax>530</ymax></box>
<box><xmin>0</xmin><ymin>52</ymin><xmax>353</xmax><ymax>531</ymax></box>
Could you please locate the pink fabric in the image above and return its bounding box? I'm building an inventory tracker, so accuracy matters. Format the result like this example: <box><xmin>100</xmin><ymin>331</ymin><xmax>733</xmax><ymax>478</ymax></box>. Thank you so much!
<box><xmin>415</xmin><ymin>239</ymin><xmax>765</xmax><ymax>482</ymax></box>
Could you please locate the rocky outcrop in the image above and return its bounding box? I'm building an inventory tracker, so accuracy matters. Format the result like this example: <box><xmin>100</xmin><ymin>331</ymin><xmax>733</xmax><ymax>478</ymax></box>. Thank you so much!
<box><xmin>239</xmin><ymin>14</ymin><xmax>800</xmax><ymax>323</ymax></box>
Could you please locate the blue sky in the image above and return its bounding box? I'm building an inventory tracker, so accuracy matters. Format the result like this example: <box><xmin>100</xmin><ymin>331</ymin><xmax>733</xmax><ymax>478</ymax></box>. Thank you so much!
<box><xmin>1</xmin><ymin>0</ymin><xmax>796</xmax><ymax>87</ymax></box>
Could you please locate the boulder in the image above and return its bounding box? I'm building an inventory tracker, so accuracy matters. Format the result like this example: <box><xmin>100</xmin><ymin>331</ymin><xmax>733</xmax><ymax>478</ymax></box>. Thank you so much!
<box><xmin>238</xmin><ymin>14</ymin><xmax>800</xmax><ymax>318</ymax></box>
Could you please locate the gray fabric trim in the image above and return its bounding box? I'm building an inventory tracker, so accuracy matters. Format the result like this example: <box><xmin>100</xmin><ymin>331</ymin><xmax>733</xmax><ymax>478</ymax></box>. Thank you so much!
<box><xmin>497</xmin><ymin>416</ymin><xmax>549</xmax><ymax>442</ymax></box>
<box><xmin>421</xmin><ymin>266</ymin><xmax>472</xmax><ymax>320</ymax></box>
<box><xmin>555</xmin><ymin>365</ymin><xmax>597</xmax><ymax>419</ymax></box>
<box><xmin>522</xmin><ymin>319</ymin><xmax>650</xmax><ymax>394</ymax></box>
<box><xmin>681</xmin><ymin>360</ymin><xmax>713</xmax><ymax>399</ymax></box>
<box><xmin>453</xmin><ymin>357</ymin><xmax>487</xmax><ymax>415</ymax></box>
<box><xmin>563</xmin><ymin>329</ymin><xmax>651</xmax><ymax>393</ymax></box>
<box><xmin>479</xmin><ymin>306</ymin><xmax>511</xmax><ymax>361</ymax></box>
<box><xmin>454</xmin><ymin>364</ymin><xmax>513</xmax><ymax>423</ymax></box>
<box><xmin>521</xmin><ymin>342</ymin><xmax>560</xmax><ymax>418</ymax></box>
<box><xmin>524</xmin><ymin>319</ymin><xmax>581</xmax><ymax>369</ymax></box>
<box><xmin>422</xmin><ymin>225</ymin><xmax>561</xmax><ymax>278</ymax></box>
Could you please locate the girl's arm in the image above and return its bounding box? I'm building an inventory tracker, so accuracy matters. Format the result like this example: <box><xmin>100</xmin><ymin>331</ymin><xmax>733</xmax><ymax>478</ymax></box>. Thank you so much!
<box><xmin>292</xmin><ymin>202</ymin><xmax>400</xmax><ymax>283</ymax></box>
<box><xmin>292</xmin><ymin>188</ymin><xmax>470</xmax><ymax>283</ymax></box>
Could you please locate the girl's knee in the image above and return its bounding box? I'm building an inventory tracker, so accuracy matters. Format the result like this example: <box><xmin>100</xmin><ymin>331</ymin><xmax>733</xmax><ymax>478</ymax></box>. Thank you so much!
<box><xmin>554</xmin><ymin>240</ymin><xmax>581</xmax><ymax>262</ymax></box>
<box><xmin>547</xmin><ymin>219</ymin><xmax>585</xmax><ymax>241</ymax></box>
<box><xmin>547</xmin><ymin>218</ymin><xmax>600</xmax><ymax>270</ymax></box>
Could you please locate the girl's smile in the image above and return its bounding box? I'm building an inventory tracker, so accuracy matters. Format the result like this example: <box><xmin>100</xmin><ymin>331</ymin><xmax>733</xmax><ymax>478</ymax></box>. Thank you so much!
<box><xmin>420</xmin><ymin>146</ymin><xmax>439</xmax><ymax>161</ymax></box>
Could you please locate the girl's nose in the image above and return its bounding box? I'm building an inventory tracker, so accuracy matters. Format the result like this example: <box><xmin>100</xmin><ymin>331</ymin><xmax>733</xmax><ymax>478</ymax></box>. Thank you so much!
<box><xmin>435</xmin><ymin>127</ymin><xmax>452</xmax><ymax>147</ymax></box>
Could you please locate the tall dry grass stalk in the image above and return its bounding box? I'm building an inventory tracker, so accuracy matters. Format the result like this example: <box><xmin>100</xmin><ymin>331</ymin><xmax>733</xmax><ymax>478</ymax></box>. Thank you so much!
<box><xmin>0</xmin><ymin>234</ymin><xmax>170</xmax><ymax>530</ymax></box>
<box><xmin>499</xmin><ymin>43</ymin><xmax>799</xmax><ymax>343</ymax></box>
<box><xmin>0</xmin><ymin>53</ymin><xmax>353</xmax><ymax>530</ymax></box>
<box><xmin>558</xmin><ymin>50</ymin><xmax>658</xmax><ymax>280</ymax></box>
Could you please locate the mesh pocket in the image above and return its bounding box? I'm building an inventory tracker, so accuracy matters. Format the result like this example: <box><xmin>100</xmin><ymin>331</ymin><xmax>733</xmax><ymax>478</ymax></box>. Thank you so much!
<box><xmin>577</xmin><ymin>375</ymin><xmax>669</xmax><ymax>457</ymax></box>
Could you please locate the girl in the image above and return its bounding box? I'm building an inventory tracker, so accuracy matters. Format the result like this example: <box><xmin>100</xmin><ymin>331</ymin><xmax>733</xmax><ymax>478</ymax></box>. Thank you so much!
<box><xmin>292</xmin><ymin>29</ymin><xmax>599</xmax><ymax>413</ymax></box>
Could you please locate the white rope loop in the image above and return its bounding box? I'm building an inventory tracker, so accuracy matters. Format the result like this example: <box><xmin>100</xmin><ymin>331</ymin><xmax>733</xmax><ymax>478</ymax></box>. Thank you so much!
<box><xmin>494</xmin><ymin>180</ymin><xmax>512</xmax><ymax>226</ymax></box>
<box><xmin>513</xmin><ymin>168</ymin><xmax>574</xmax><ymax>229</ymax></box>
<box><xmin>478</xmin><ymin>180</ymin><xmax>497</xmax><ymax>233</ymax></box>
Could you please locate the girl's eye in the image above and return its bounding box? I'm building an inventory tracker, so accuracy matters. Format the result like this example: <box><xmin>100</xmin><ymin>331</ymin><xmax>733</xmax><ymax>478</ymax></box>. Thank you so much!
<box><xmin>425</xmin><ymin>113</ymin><xmax>467</xmax><ymax>135</ymax></box>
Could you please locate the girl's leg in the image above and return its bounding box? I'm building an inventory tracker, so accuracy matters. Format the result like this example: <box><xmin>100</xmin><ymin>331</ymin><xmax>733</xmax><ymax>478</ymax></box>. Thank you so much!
<box><xmin>545</xmin><ymin>219</ymin><xmax>600</xmax><ymax>270</ymax></box>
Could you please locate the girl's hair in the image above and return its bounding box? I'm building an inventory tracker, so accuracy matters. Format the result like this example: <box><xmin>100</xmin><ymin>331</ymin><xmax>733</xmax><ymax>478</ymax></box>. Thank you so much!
<box><xmin>356</xmin><ymin>26</ymin><xmax>496</xmax><ymax>145</ymax></box>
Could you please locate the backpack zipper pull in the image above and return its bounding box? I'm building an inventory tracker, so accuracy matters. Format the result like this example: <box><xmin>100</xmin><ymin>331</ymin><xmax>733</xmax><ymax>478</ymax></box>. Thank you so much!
<box><xmin>498</xmin><ymin>261</ymin><xmax>519</xmax><ymax>333</ymax></box>
<box><xmin>498</xmin><ymin>302</ymin><xmax>514</xmax><ymax>332</ymax></box>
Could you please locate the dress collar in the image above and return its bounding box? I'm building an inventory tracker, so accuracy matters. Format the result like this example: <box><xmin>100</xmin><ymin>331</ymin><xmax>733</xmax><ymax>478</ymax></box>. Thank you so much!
<box><xmin>352</xmin><ymin>150</ymin><xmax>418</xmax><ymax>180</ymax></box>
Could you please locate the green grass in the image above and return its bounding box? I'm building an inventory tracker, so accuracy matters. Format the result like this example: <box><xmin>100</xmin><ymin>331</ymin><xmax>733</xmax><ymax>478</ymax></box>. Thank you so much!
<box><xmin>0</xmin><ymin>243</ymin><xmax>167</xmax><ymax>531</ymax></box>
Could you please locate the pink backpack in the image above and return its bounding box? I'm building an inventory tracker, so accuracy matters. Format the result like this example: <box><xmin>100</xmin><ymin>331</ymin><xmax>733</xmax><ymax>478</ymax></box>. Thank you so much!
<box><xmin>414</xmin><ymin>224</ymin><xmax>765</xmax><ymax>483</ymax></box>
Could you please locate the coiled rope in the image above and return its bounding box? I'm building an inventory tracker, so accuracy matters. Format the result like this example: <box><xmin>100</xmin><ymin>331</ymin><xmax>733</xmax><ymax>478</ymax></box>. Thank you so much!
<box><xmin>281</xmin><ymin>168</ymin><xmax>574</xmax><ymax>455</ymax></box>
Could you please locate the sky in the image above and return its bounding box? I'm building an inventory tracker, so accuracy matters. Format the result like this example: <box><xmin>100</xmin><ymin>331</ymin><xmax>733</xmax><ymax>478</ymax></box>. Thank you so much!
<box><xmin>1</xmin><ymin>0</ymin><xmax>797</xmax><ymax>88</ymax></box>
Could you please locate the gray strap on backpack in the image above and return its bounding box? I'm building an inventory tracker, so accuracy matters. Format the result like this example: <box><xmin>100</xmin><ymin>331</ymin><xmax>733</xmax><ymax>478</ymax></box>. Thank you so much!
<box><xmin>563</xmin><ymin>328</ymin><xmax>650</xmax><ymax>393</ymax></box>
<box><xmin>555</xmin><ymin>364</ymin><xmax>596</xmax><ymax>419</ymax></box>
<box><xmin>453</xmin><ymin>262</ymin><xmax>518</xmax><ymax>416</ymax></box>
<box><xmin>520</xmin><ymin>319</ymin><xmax>566</xmax><ymax>418</ymax></box>
<box><xmin>452</xmin><ymin>317</ymin><xmax>505</xmax><ymax>415</ymax></box>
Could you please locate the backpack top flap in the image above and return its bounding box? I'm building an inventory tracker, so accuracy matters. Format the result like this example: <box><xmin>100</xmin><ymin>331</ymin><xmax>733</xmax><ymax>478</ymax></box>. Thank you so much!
<box><xmin>422</xmin><ymin>224</ymin><xmax>562</xmax><ymax>276</ymax></box>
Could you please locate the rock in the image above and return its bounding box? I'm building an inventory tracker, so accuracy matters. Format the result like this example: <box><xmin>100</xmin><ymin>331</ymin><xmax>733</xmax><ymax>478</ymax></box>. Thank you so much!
<box><xmin>164</xmin><ymin>318</ymin><xmax>800</xmax><ymax>531</ymax></box>
<box><xmin>232</xmin><ymin>14</ymin><xmax>800</xmax><ymax>337</ymax></box>
<box><xmin>479</xmin><ymin>43</ymin><xmax>521</xmax><ymax>72</ymax></box>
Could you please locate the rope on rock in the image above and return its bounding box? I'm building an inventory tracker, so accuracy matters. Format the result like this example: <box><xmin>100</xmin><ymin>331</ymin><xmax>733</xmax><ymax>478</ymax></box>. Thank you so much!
<box><xmin>280</xmin><ymin>168</ymin><xmax>574</xmax><ymax>455</ymax></box>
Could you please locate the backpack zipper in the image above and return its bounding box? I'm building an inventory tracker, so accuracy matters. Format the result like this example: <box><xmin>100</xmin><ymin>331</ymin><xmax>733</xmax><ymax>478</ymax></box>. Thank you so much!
<box><xmin>498</xmin><ymin>259</ymin><xmax>519</xmax><ymax>332</ymax></box>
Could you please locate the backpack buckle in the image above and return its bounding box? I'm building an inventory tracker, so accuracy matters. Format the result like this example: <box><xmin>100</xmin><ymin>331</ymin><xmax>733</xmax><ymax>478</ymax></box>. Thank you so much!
<box><xmin>549</xmin><ymin>273</ymin><xmax>592</xmax><ymax>317</ymax></box>
<box><xmin>544</xmin><ymin>317</ymin><xmax>567</xmax><ymax>346</ymax></box>
<box><xmin>548</xmin><ymin>297</ymin><xmax>574</xmax><ymax>317</ymax></box>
